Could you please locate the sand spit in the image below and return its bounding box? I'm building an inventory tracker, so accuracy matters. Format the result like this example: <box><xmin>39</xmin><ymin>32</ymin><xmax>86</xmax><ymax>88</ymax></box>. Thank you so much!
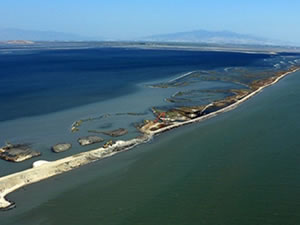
<box><xmin>0</xmin><ymin>135</ymin><xmax>150</xmax><ymax>210</ymax></box>
<box><xmin>148</xmin><ymin>68</ymin><xmax>299</xmax><ymax>135</ymax></box>
<box><xmin>0</xmin><ymin>68</ymin><xmax>299</xmax><ymax>210</ymax></box>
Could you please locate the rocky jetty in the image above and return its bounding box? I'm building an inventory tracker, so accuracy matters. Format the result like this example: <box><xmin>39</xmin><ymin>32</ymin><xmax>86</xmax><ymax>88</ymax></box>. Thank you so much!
<box><xmin>0</xmin><ymin>143</ymin><xmax>41</xmax><ymax>162</ymax></box>
<box><xmin>52</xmin><ymin>143</ymin><xmax>72</xmax><ymax>153</ymax></box>
<box><xmin>78</xmin><ymin>136</ymin><xmax>104</xmax><ymax>146</ymax></box>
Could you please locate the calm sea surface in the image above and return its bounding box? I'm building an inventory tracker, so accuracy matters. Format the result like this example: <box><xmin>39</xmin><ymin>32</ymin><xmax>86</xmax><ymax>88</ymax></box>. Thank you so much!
<box><xmin>0</xmin><ymin>47</ymin><xmax>268</xmax><ymax>121</ymax></box>
<box><xmin>0</xmin><ymin>47</ymin><xmax>275</xmax><ymax>176</ymax></box>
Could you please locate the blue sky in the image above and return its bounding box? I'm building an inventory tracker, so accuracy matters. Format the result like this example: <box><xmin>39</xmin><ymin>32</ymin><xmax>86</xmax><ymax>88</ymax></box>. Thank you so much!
<box><xmin>1</xmin><ymin>0</ymin><xmax>299</xmax><ymax>43</ymax></box>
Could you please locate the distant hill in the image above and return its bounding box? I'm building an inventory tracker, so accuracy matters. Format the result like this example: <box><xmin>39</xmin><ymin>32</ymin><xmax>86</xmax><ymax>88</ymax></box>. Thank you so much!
<box><xmin>0</xmin><ymin>28</ymin><xmax>295</xmax><ymax>46</ymax></box>
<box><xmin>0</xmin><ymin>28</ymin><xmax>101</xmax><ymax>41</ymax></box>
<box><xmin>142</xmin><ymin>30</ymin><xmax>281</xmax><ymax>46</ymax></box>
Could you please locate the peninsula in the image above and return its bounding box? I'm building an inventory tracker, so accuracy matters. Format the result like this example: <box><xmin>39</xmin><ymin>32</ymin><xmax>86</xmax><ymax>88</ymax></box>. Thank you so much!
<box><xmin>0</xmin><ymin>66</ymin><xmax>299</xmax><ymax>210</ymax></box>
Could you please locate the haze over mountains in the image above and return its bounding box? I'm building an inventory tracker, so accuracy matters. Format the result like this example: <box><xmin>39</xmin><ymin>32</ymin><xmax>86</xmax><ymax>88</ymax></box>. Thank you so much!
<box><xmin>142</xmin><ymin>30</ymin><xmax>280</xmax><ymax>45</ymax></box>
<box><xmin>0</xmin><ymin>28</ymin><xmax>294</xmax><ymax>46</ymax></box>
<box><xmin>0</xmin><ymin>28</ymin><xmax>98</xmax><ymax>41</ymax></box>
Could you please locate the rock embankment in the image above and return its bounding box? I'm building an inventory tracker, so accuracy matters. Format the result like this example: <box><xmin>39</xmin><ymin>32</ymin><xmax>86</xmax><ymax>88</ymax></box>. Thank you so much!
<box><xmin>0</xmin><ymin>143</ymin><xmax>40</xmax><ymax>162</ymax></box>
<box><xmin>51</xmin><ymin>143</ymin><xmax>72</xmax><ymax>153</ymax></box>
<box><xmin>78</xmin><ymin>136</ymin><xmax>104</xmax><ymax>146</ymax></box>
<box><xmin>101</xmin><ymin>128</ymin><xmax>128</xmax><ymax>137</ymax></box>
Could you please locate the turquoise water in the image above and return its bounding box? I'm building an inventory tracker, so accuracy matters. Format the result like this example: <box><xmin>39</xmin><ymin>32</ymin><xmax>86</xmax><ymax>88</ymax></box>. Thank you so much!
<box><xmin>1</xmin><ymin>71</ymin><xmax>300</xmax><ymax>225</ymax></box>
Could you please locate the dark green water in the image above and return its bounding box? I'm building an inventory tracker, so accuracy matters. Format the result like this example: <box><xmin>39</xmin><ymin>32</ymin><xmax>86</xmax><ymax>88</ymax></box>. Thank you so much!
<box><xmin>2</xmin><ymin>71</ymin><xmax>300</xmax><ymax>225</ymax></box>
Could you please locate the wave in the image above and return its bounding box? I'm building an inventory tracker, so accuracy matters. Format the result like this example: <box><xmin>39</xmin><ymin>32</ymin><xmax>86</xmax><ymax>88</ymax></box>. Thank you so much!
<box><xmin>224</xmin><ymin>67</ymin><xmax>232</xmax><ymax>72</ymax></box>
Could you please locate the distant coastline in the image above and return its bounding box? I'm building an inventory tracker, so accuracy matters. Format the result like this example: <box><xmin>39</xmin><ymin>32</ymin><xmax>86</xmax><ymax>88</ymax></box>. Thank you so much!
<box><xmin>2</xmin><ymin>40</ymin><xmax>35</xmax><ymax>45</ymax></box>
<box><xmin>1</xmin><ymin>41</ymin><xmax>300</xmax><ymax>55</ymax></box>
<box><xmin>0</xmin><ymin>66</ymin><xmax>299</xmax><ymax>211</ymax></box>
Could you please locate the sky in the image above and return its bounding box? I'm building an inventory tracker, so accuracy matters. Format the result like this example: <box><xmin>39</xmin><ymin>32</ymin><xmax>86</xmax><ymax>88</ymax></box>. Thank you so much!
<box><xmin>0</xmin><ymin>0</ymin><xmax>300</xmax><ymax>43</ymax></box>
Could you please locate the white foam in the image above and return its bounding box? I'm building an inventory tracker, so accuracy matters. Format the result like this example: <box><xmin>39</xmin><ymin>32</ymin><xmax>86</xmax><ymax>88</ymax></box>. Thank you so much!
<box><xmin>168</xmin><ymin>71</ymin><xmax>195</xmax><ymax>82</ymax></box>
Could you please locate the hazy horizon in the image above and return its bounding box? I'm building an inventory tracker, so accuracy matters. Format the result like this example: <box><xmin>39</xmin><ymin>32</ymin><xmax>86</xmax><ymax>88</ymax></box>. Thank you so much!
<box><xmin>0</xmin><ymin>0</ymin><xmax>300</xmax><ymax>44</ymax></box>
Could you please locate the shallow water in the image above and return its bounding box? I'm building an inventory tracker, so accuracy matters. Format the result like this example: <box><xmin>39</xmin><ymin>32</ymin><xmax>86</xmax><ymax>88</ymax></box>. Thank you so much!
<box><xmin>2</xmin><ymin>47</ymin><xmax>291</xmax><ymax>176</ymax></box>
<box><xmin>1</xmin><ymin>70</ymin><xmax>300</xmax><ymax>225</ymax></box>
<box><xmin>0</xmin><ymin>47</ymin><xmax>269</xmax><ymax>121</ymax></box>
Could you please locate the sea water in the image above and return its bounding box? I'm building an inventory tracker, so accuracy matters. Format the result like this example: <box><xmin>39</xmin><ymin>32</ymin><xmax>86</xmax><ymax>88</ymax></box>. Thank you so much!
<box><xmin>1</xmin><ymin>46</ymin><xmax>284</xmax><ymax>176</ymax></box>
<box><xmin>1</xmin><ymin>59</ymin><xmax>300</xmax><ymax>225</ymax></box>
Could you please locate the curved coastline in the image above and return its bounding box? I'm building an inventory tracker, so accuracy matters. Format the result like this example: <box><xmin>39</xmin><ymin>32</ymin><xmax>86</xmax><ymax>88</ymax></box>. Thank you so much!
<box><xmin>149</xmin><ymin>67</ymin><xmax>299</xmax><ymax>135</ymax></box>
<box><xmin>0</xmin><ymin>67</ymin><xmax>299</xmax><ymax>210</ymax></box>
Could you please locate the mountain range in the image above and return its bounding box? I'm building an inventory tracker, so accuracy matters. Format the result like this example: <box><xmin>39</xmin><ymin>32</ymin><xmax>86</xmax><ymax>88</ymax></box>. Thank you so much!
<box><xmin>0</xmin><ymin>28</ymin><xmax>293</xmax><ymax>46</ymax></box>
<box><xmin>142</xmin><ymin>30</ymin><xmax>281</xmax><ymax>45</ymax></box>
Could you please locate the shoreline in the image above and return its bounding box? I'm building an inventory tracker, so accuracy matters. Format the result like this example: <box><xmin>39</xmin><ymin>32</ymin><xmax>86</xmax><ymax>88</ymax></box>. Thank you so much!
<box><xmin>148</xmin><ymin>67</ymin><xmax>299</xmax><ymax>135</ymax></box>
<box><xmin>0</xmin><ymin>67</ymin><xmax>299</xmax><ymax>210</ymax></box>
